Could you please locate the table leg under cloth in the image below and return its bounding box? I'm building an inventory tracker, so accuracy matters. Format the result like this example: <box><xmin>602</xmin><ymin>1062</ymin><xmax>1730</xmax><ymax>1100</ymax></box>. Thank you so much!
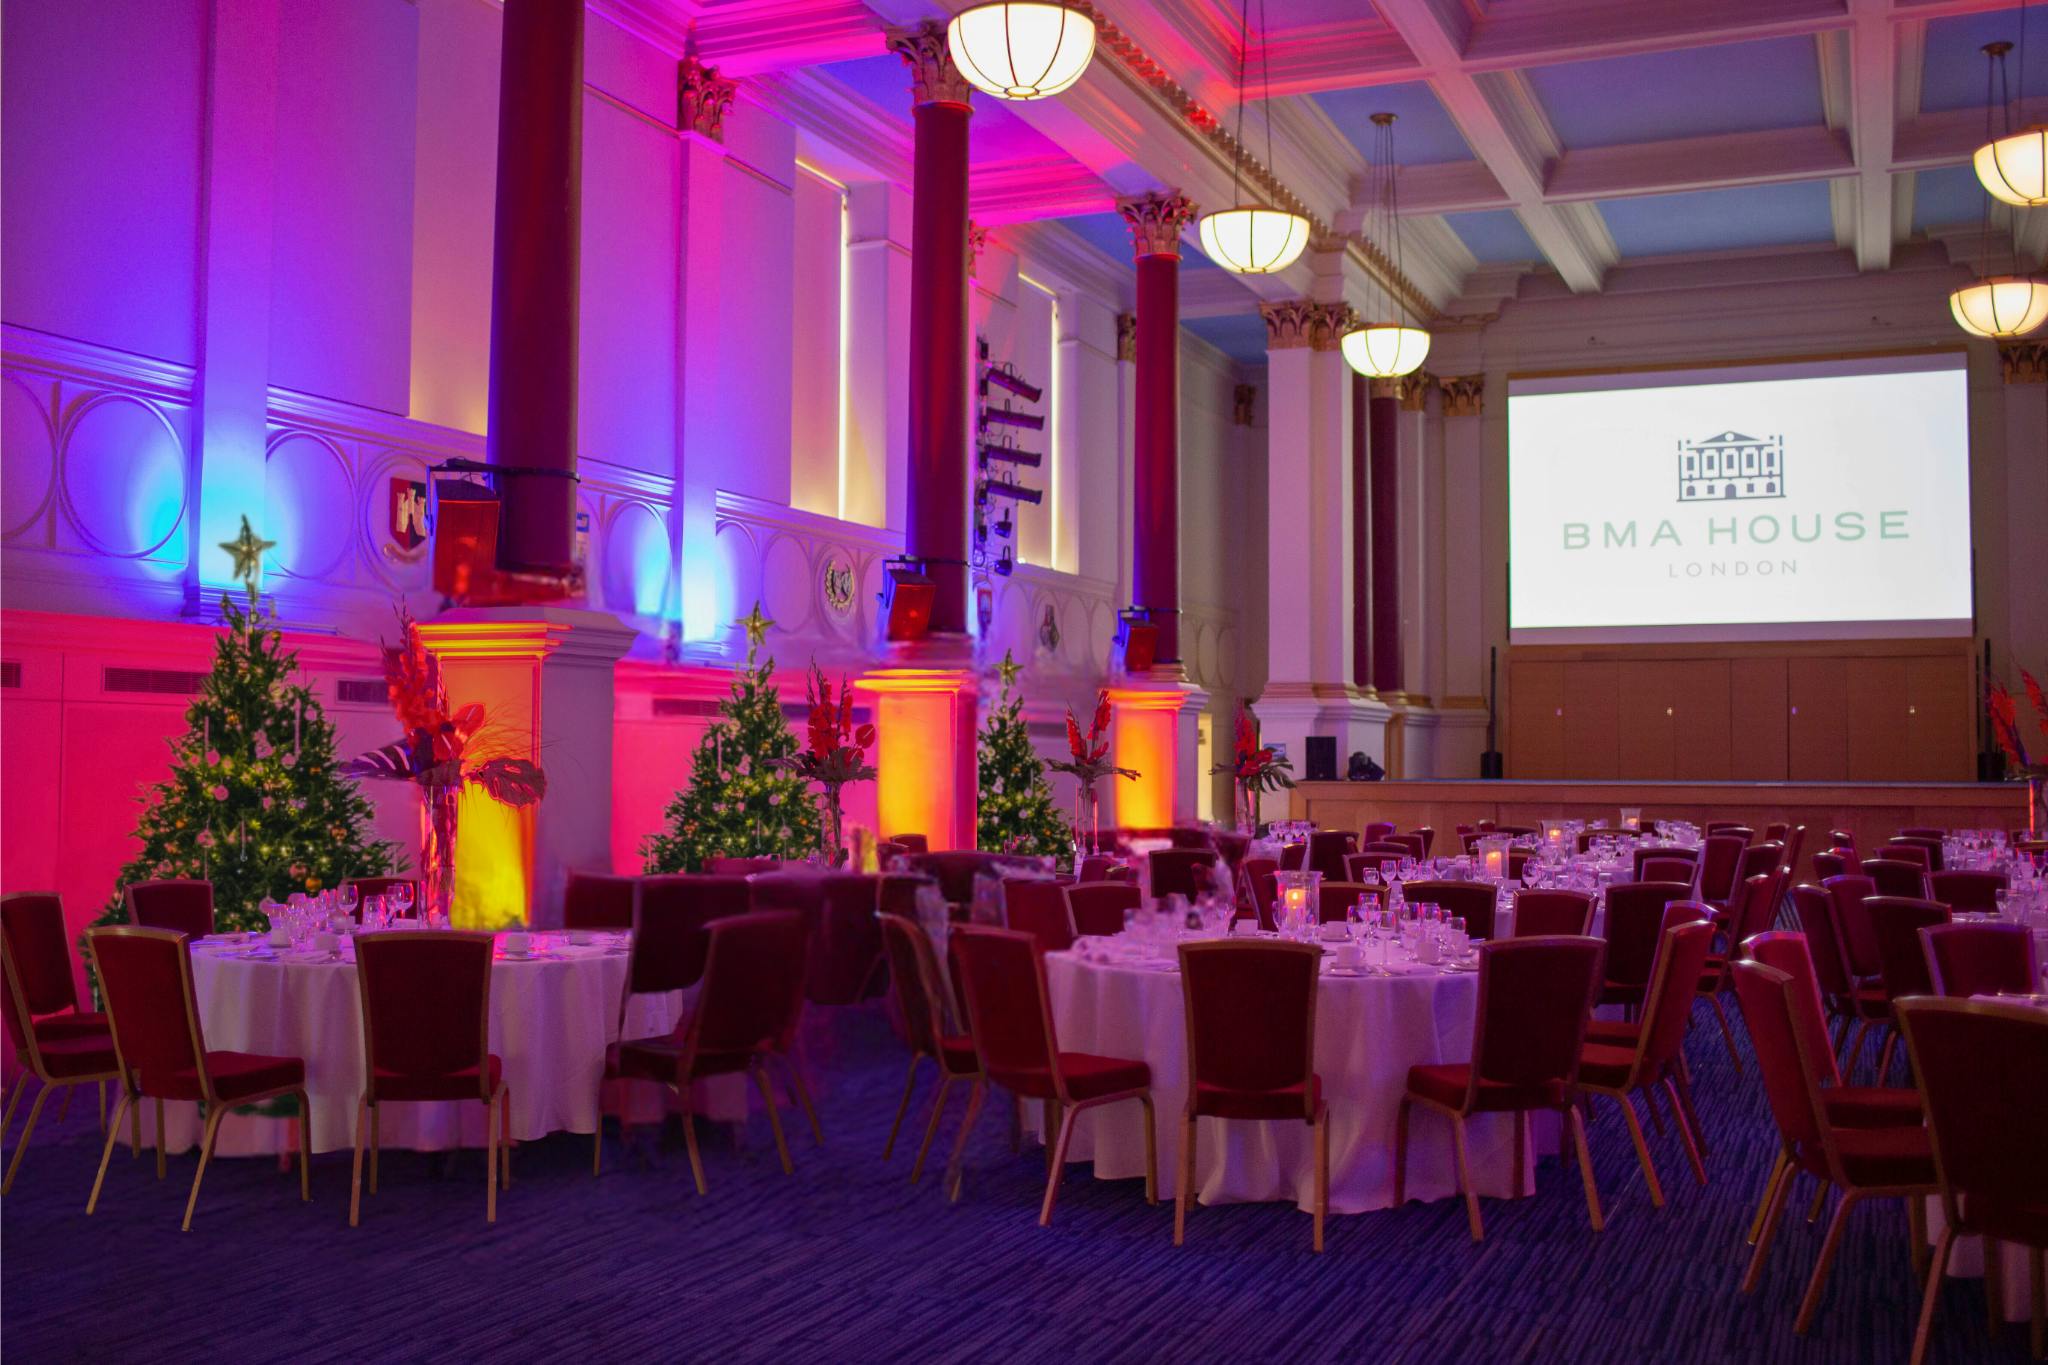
<box><xmin>1925</xmin><ymin>1198</ymin><xmax>2046</xmax><ymax>1326</ymax></box>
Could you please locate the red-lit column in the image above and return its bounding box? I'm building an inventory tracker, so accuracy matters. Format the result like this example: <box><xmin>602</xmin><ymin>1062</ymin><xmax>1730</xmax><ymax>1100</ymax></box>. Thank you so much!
<box><xmin>890</xmin><ymin>23</ymin><xmax>974</xmax><ymax>636</ymax></box>
<box><xmin>1368</xmin><ymin>381</ymin><xmax>1404</xmax><ymax>693</ymax></box>
<box><xmin>1117</xmin><ymin>192</ymin><xmax>1198</xmax><ymax>666</ymax></box>
<box><xmin>486</xmin><ymin>0</ymin><xmax>582</xmax><ymax>577</ymax></box>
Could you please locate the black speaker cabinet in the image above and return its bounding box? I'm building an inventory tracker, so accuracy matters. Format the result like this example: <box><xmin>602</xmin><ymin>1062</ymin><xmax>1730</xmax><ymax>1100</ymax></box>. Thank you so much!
<box><xmin>1305</xmin><ymin>735</ymin><xmax>1337</xmax><ymax>782</ymax></box>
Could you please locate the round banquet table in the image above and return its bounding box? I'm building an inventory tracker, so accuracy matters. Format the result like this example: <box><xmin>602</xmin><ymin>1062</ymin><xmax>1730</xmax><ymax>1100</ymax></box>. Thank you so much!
<box><xmin>131</xmin><ymin>932</ymin><xmax>744</xmax><ymax>1158</ymax></box>
<box><xmin>1039</xmin><ymin>939</ymin><xmax>1559</xmax><ymax>1216</ymax></box>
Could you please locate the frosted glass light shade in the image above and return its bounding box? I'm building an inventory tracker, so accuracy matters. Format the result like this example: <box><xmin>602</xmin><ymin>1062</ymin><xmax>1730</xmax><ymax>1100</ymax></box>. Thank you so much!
<box><xmin>1973</xmin><ymin>126</ymin><xmax>2048</xmax><ymax>207</ymax></box>
<box><xmin>1197</xmin><ymin>206</ymin><xmax>1311</xmax><ymax>274</ymax></box>
<box><xmin>1341</xmin><ymin>323</ymin><xmax>1432</xmax><ymax>378</ymax></box>
<box><xmin>946</xmin><ymin>3</ymin><xmax>1096</xmax><ymax>101</ymax></box>
<box><xmin>1948</xmin><ymin>276</ymin><xmax>2048</xmax><ymax>338</ymax></box>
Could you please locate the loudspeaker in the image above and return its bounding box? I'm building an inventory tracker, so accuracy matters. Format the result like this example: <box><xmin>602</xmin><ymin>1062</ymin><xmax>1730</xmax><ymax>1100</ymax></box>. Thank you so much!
<box><xmin>1978</xmin><ymin>750</ymin><xmax>2008</xmax><ymax>783</ymax></box>
<box><xmin>879</xmin><ymin>559</ymin><xmax>935</xmax><ymax>642</ymax></box>
<box><xmin>1115</xmin><ymin>609</ymin><xmax>1158</xmax><ymax>673</ymax></box>
<box><xmin>1305</xmin><ymin>736</ymin><xmax>1337</xmax><ymax>782</ymax></box>
<box><xmin>1479</xmin><ymin>750</ymin><xmax>1505</xmax><ymax>779</ymax></box>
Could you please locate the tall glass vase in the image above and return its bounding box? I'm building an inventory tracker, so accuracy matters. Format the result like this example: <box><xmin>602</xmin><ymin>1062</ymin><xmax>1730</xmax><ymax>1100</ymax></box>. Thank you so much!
<box><xmin>420</xmin><ymin>782</ymin><xmax>461</xmax><ymax>922</ymax></box>
<box><xmin>2030</xmin><ymin>774</ymin><xmax>2046</xmax><ymax>838</ymax></box>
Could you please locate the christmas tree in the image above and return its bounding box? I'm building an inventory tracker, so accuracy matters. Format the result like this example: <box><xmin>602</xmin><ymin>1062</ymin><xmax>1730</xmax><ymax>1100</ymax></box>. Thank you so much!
<box><xmin>641</xmin><ymin>604</ymin><xmax>822</xmax><ymax>872</ymax></box>
<box><xmin>977</xmin><ymin>652</ymin><xmax>1069</xmax><ymax>857</ymax></box>
<box><xmin>94</xmin><ymin>519</ymin><xmax>398</xmax><ymax>936</ymax></box>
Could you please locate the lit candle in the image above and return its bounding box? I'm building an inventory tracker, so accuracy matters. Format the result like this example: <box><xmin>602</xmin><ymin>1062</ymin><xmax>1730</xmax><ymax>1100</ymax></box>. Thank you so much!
<box><xmin>1484</xmin><ymin>846</ymin><xmax>1503</xmax><ymax>879</ymax></box>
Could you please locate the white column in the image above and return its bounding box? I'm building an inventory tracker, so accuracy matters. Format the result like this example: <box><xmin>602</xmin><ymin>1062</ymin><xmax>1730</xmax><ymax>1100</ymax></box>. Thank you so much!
<box><xmin>1056</xmin><ymin>291</ymin><xmax>1118</xmax><ymax>579</ymax></box>
<box><xmin>1435</xmin><ymin>374</ymin><xmax>1490</xmax><ymax>778</ymax></box>
<box><xmin>189</xmin><ymin>0</ymin><xmax>280</xmax><ymax>605</ymax></box>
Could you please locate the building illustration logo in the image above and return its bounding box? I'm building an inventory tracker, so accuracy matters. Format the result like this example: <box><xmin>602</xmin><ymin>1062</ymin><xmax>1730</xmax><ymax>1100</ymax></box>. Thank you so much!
<box><xmin>1677</xmin><ymin>430</ymin><xmax>1784</xmax><ymax>502</ymax></box>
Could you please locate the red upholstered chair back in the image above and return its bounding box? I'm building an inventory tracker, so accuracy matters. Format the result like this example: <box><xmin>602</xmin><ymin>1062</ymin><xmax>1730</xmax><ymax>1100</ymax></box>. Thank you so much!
<box><xmin>1179</xmin><ymin>940</ymin><xmax>1318</xmax><ymax>1117</ymax></box>
<box><xmin>1632</xmin><ymin>845</ymin><xmax>1697</xmax><ymax>881</ymax></box>
<box><xmin>1316</xmin><ymin>882</ymin><xmax>1375</xmax><ymax>924</ymax></box>
<box><xmin>1728</xmin><ymin>870</ymin><xmax>1787</xmax><ymax>947</ymax></box>
<box><xmin>910</xmin><ymin>850</ymin><xmax>1033</xmax><ymax>904</ymax></box>
<box><xmin>630</xmin><ymin>875</ymin><xmax>747</xmax><ymax>994</ymax></box>
<box><xmin>805</xmin><ymin>873</ymin><xmax>884</xmax><ymax>1005</ymax></box>
<box><xmin>1363</xmin><ymin>821</ymin><xmax>1396</xmax><ymax>842</ymax></box>
<box><xmin>344</xmin><ymin>877</ymin><xmax>423</xmax><ymax>918</ymax></box>
<box><xmin>1744</xmin><ymin>930</ymin><xmax>1845</xmax><ymax>1087</ymax></box>
<box><xmin>562</xmin><ymin>871</ymin><xmax>638</xmax><ymax>930</ymax></box>
<box><xmin>1469</xmin><ymin>936</ymin><xmax>1604</xmax><ymax>1102</ymax></box>
<box><xmin>1705</xmin><ymin>821</ymin><xmax>1753</xmax><ymax>839</ymax></box>
<box><xmin>1895</xmin><ymin>998</ymin><xmax>2048</xmax><ymax>1243</ymax></box>
<box><xmin>1696</xmin><ymin>833</ymin><xmax>1748</xmax><ymax>902</ymax></box>
<box><xmin>1149</xmin><ymin>848</ymin><xmax>1220</xmax><ymax>900</ymax></box>
<box><xmin>1601</xmin><ymin>881</ymin><xmax>1693</xmax><ymax>990</ymax></box>
<box><xmin>1638</xmin><ymin>920</ymin><xmax>1716</xmax><ymax>1074</ymax></box>
<box><xmin>88</xmin><ymin>927</ymin><xmax>204</xmax><ymax>1099</ymax></box>
<box><xmin>1811</xmin><ymin>849</ymin><xmax>1851</xmax><ymax>882</ymax></box>
<box><xmin>1402</xmin><ymin>880</ymin><xmax>1498</xmax><ymax>940</ymax></box>
<box><xmin>1928</xmin><ymin>869</ymin><xmax>2007</xmax><ymax>914</ymax></box>
<box><xmin>1639</xmin><ymin>856</ymin><xmax>1699</xmax><ymax>886</ymax></box>
<box><xmin>1076</xmin><ymin>855</ymin><xmax>1117</xmax><ymax>884</ymax></box>
<box><xmin>1511</xmin><ymin>889</ymin><xmax>1593</xmax><ymax>938</ymax></box>
<box><xmin>1765</xmin><ymin>822</ymin><xmax>1790</xmax><ymax>841</ymax></box>
<box><xmin>1238</xmin><ymin>855</ymin><xmax>1279</xmax><ymax>912</ymax></box>
<box><xmin>1245</xmin><ymin>865</ymin><xmax>1282</xmax><ymax>930</ymax></box>
<box><xmin>879</xmin><ymin>913</ymin><xmax>948</xmax><ymax>1056</ymax></box>
<box><xmin>1780</xmin><ymin>825</ymin><xmax>1808</xmax><ymax>884</ymax></box>
<box><xmin>1345</xmin><ymin>852</ymin><xmax>1396</xmax><ymax>882</ymax></box>
<box><xmin>1357</xmin><ymin>840</ymin><xmax>1410</xmax><ymax>858</ymax></box>
<box><xmin>1004</xmin><ymin>878</ymin><xmax>1077</xmax><ymax>954</ymax></box>
<box><xmin>949</xmin><ymin>927</ymin><xmax>1057</xmax><ymax>1091</ymax></box>
<box><xmin>124</xmin><ymin>880</ymin><xmax>214</xmax><ymax>939</ymax></box>
<box><xmin>356</xmin><ymin>932</ymin><xmax>493</xmax><ymax>1100</ymax></box>
<box><xmin>1877</xmin><ymin>842</ymin><xmax>1930</xmax><ymax>871</ymax></box>
<box><xmin>878</xmin><ymin>873</ymin><xmax>934</xmax><ymax>919</ymax></box>
<box><xmin>1383</xmin><ymin>833</ymin><xmax>1425</xmax><ymax>862</ymax></box>
<box><xmin>1736</xmin><ymin>841</ymin><xmax>1784</xmax><ymax>887</ymax></box>
<box><xmin>888</xmin><ymin>833</ymin><xmax>930</xmax><ymax>855</ymax></box>
<box><xmin>1414</xmin><ymin>826</ymin><xmax>1436</xmax><ymax>856</ymax></box>
<box><xmin>1306</xmin><ymin>831</ymin><xmax>1354</xmax><ymax>879</ymax></box>
<box><xmin>1887</xmin><ymin>836</ymin><xmax>1942</xmax><ymax>872</ymax></box>
<box><xmin>1732</xmin><ymin>961</ymin><xmax>1831</xmax><ymax>1156</ymax></box>
<box><xmin>873</xmin><ymin>841</ymin><xmax>910</xmax><ymax>867</ymax></box>
<box><xmin>1920</xmin><ymin>922</ymin><xmax>2038</xmax><ymax>998</ymax></box>
<box><xmin>1789</xmin><ymin>884</ymin><xmax>1856</xmax><ymax>998</ymax></box>
<box><xmin>1860</xmin><ymin>858</ymin><xmax>1927</xmax><ymax>901</ymax></box>
<box><xmin>689</xmin><ymin>912</ymin><xmax>806</xmax><ymax>1060</ymax></box>
<box><xmin>747</xmin><ymin>872</ymin><xmax>824</xmax><ymax>918</ymax></box>
<box><xmin>1826</xmin><ymin>829</ymin><xmax>1857</xmax><ymax>852</ymax></box>
<box><xmin>1278</xmin><ymin>842</ymin><xmax>1305</xmax><ymax>871</ymax></box>
<box><xmin>1865</xmin><ymin>896</ymin><xmax>1950</xmax><ymax>1001</ymax></box>
<box><xmin>1822</xmin><ymin>873</ymin><xmax>1882</xmax><ymax>976</ymax></box>
<box><xmin>1066</xmin><ymin>883</ymin><xmax>1139</xmax><ymax>938</ymax></box>
<box><xmin>1</xmin><ymin>893</ymin><xmax>80</xmax><ymax>1023</ymax></box>
<box><xmin>1507</xmin><ymin>851</ymin><xmax>1535</xmax><ymax>882</ymax></box>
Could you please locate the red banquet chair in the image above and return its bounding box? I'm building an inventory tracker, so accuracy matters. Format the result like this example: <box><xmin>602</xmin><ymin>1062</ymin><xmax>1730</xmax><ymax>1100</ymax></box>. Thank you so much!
<box><xmin>1066</xmin><ymin>882</ymin><xmax>1140</xmax><ymax>939</ymax></box>
<box><xmin>1789</xmin><ymin>883</ymin><xmax>1884</xmax><ymax>1060</ymax></box>
<box><xmin>1861</xmin><ymin>858</ymin><xmax>1929</xmax><ymax>900</ymax></box>
<box><xmin>1927</xmin><ymin>869</ymin><xmax>2006</xmax><ymax>915</ymax></box>
<box><xmin>1178</xmin><ymin>940</ymin><xmax>1328</xmax><ymax>1251</ymax></box>
<box><xmin>1736</xmin><ymin>841</ymin><xmax>1785</xmax><ymax>890</ymax></box>
<box><xmin>1705</xmin><ymin>821</ymin><xmax>1754</xmax><ymax>840</ymax></box>
<box><xmin>1575</xmin><ymin>919</ymin><xmax>1717</xmax><ymax>1208</ymax></box>
<box><xmin>877</xmin><ymin>912</ymin><xmax>980</xmax><ymax>1181</ymax></box>
<box><xmin>1004</xmin><ymin>879</ymin><xmax>1077</xmax><ymax>955</ymax></box>
<box><xmin>562</xmin><ymin>871</ymin><xmax>637</xmax><ymax>931</ymax></box>
<box><xmin>342</xmin><ymin>877</ymin><xmax>423</xmax><ymax>919</ymax></box>
<box><xmin>1886</xmin><ymin>836</ymin><xmax>1943</xmax><ymax>872</ymax></box>
<box><xmin>1076</xmin><ymin>855</ymin><xmax>1117</xmax><ymax>884</ymax></box>
<box><xmin>1598</xmin><ymin>881</ymin><xmax>1695</xmax><ymax>1014</ymax></box>
<box><xmin>1919</xmin><ymin>922</ymin><xmax>2039</xmax><ymax>998</ymax></box>
<box><xmin>1396</xmin><ymin>935</ymin><xmax>1606</xmax><ymax>1241</ymax></box>
<box><xmin>1278</xmin><ymin>841</ymin><xmax>1306</xmax><ymax>871</ymax></box>
<box><xmin>1698</xmin><ymin>869</ymin><xmax>1788</xmax><ymax>1070</ymax></box>
<box><xmin>590</xmin><ymin>875</ymin><xmax>730</xmax><ymax>1174</ymax></box>
<box><xmin>1734</xmin><ymin>960</ymin><xmax>1936</xmax><ymax>1337</ymax></box>
<box><xmin>1810</xmin><ymin>849</ymin><xmax>1853</xmax><ymax>883</ymax></box>
<box><xmin>1633</xmin><ymin>845</ymin><xmax>1697</xmax><ymax>882</ymax></box>
<box><xmin>2</xmin><ymin>893</ymin><xmax>119</xmax><ymax>1193</ymax></box>
<box><xmin>1511</xmin><ymin>889</ymin><xmax>1594</xmax><ymax>938</ymax></box>
<box><xmin>888</xmin><ymin>833</ymin><xmax>930</xmax><ymax>855</ymax></box>
<box><xmin>1639</xmin><ymin>856</ymin><xmax>1700</xmax><ymax>887</ymax></box>
<box><xmin>1238</xmin><ymin>856</ymin><xmax>1279</xmax><ymax>925</ymax></box>
<box><xmin>1316</xmin><ymin>882</ymin><xmax>1377</xmax><ymax>925</ymax></box>
<box><xmin>1864</xmin><ymin>896</ymin><xmax>1951</xmax><ymax>1077</ymax></box>
<box><xmin>1895</xmin><ymin>997</ymin><xmax>2048</xmax><ymax>1364</ymax></box>
<box><xmin>1344</xmin><ymin>851</ymin><xmax>1397</xmax><ymax>882</ymax></box>
<box><xmin>122</xmin><ymin>879</ymin><xmax>214</xmax><ymax>939</ymax></box>
<box><xmin>350</xmin><ymin>931</ymin><xmax>505</xmax><ymax>1226</ymax></box>
<box><xmin>1823</xmin><ymin>874</ymin><xmax>1883</xmax><ymax>980</ymax></box>
<box><xmin>87</xmin><ymin>926</ymin><xmax>310</xmax><ymax>1231</ymax></box>
<box><xmin>946</xmin><ymin>926</ymin><xmax>1157</xmax><ymax>1222</ymax></box>
<box><xmin>874</xmin><ymin>841</ymin><xmax>910</xmax><ymax>867</ymax></box>
<box><xmin>1696</xmin><ymin>833</ymin><xmax>1750</xmax><ymax>907</ymax></box>
<box><xmin>803</xmin><ymin>873</ymin><xmax>885</xmax><ymax>1006</ymax></box>
<box><xmin>608</xmin><ymin>912</ymin><xmax>812</xmax><ymax>1195</ymax></box>
<box><xmin>1402</xmin><ymin>880</ymin><xmax>1500</xmax><ymax>941</ymax></box>
<box><xmin>1363</xmin><ymin>820</ymin><xmax>1397</xmax><ymax>843</ymax></box>
<box><xmin>1305</xmin><ymin>831</ymin><xmax>1355</xmax><ymax>880</ymax></box>
<box><xmin>1149</xmin><ymin>848</ymin><xmax>1221</xmax><ymax>901</ymax></box>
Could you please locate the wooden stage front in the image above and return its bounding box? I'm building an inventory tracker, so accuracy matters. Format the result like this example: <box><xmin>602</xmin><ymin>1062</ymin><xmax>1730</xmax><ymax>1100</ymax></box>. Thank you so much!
<box><xmin>1288</xmin><ymin>780</ymin><xmax>2030</xmax><ymax>868</ymax></box>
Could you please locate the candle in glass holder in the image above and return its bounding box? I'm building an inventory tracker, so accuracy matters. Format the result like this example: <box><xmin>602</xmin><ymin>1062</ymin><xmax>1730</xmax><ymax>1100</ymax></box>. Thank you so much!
<box><xmin>1620</xmin><ymin>807</ymin><xmax>1642</xmax><ymax>833</ymax></box>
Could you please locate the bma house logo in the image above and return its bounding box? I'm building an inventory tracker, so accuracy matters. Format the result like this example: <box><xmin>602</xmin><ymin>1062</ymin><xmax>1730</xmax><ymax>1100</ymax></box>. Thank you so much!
<box><xmin>1676</xmin><ymin>430</ymin><xmax>1784</xmax><ymax>502</ymax></box>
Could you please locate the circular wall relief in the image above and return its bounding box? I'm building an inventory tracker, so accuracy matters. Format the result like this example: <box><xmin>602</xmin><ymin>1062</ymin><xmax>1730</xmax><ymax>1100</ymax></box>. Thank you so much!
<box><xmin>820</xmin><ymin>554</ymin><xmax>856</xmax><ymax>619</ymax></box>
<box><xmin>61</xmin><ymin>394</ymin><xmax>186</xmax><ymax>558</ymax></box>
<box><xmin>263</xmin><ymin>432</ymin><xmax>354</xmax><ymax>582</ymax></box>
<box><xmin>358</xmin><ymin>450</ymin><xmax>434</xmax><ymax>589</ymax></box>
<box><xmin>760</xmin><ymin>532</ymin><xmax>813</xmax><ymax>633</ymax></box>
<box><xmin>602</xmin><ymin>501</ymin><xmax>671</xmax><ymax>618</ymax></box>
<box><xmin>2</xmin><ymin>377</ymin><xmax>56</xmax><ymax>539</ymax></box>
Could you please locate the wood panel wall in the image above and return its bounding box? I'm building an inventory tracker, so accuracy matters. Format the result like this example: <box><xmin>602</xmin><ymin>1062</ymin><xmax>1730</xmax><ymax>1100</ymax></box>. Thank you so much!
<box><xmin>1506</xmin><ymin>640</ymin><xmax>1973</xmax><ymax>782</ymax></box>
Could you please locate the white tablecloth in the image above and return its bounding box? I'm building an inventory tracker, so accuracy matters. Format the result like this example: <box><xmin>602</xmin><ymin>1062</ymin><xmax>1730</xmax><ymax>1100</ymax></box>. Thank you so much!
<box><xmin>1041</xmin><ymin>942</ymin><xmax>1558</xmax><ymax>1216</ymax></box>
<box><xmin>130</xmin><ymin>933</ymin><xmax>743</xmax><ymax>1157</ymax></box>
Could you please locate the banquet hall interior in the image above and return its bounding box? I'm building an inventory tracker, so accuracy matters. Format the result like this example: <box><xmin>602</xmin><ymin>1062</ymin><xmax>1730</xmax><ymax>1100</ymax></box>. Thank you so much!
<box><xmin>5</xmin><ymin>0</ymin><xmax>2048</xmax><ymax>1360</ymax></box>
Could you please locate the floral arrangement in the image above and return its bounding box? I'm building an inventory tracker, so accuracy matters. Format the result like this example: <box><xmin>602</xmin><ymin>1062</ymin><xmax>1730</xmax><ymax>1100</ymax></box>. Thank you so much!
<box><xmin>1047</xmin><ymin>689</ymin><xmax>1137</xmax><ymax>851</ymax></box>
<box><xmin>773</xmin><ymin>661</ymin><xmax>877</xmax><ymax>862</ymax></box>
<box><xmin>344</xmin><ymin>609</ymin><xmax>548</xmax><ymax>918</ymax></box>
<box><xmin>1213</xmin><ymin>701</ymin><xmax>1293</xmax><ymax>831</ymax></box>
<box><xmin>1987</xmin><ymin>663</ymin><xmax>2048</xmax><ymax>832</ymax></box>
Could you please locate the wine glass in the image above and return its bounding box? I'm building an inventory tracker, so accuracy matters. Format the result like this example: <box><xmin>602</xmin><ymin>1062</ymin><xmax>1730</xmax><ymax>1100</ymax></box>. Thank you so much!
<box><xmin>339</xmin><ymin>882</ymin><xmax>360</xmax><ymax>922</ymax></box>
<box><xmin>392</xmin><ymin>881</ymin><xmax>416</xmax><ymax>918</ymax></box>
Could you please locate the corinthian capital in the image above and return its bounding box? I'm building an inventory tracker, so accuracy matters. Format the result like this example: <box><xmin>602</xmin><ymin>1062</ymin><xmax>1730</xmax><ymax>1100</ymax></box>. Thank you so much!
<box><xmin>1259</xmin><ymin>300</ymin><xmax>1317</xmax><ymax>350</ymax></box>
<box><xmin>1117</xmin><ymin>191</ymin><xmax>1199</xmax><ymax>259</ymax></box>
<box><xmin>886</xmin><ymin>21</ymin><xmax>975</xmax><ymax>107</ymax></box>
<box><xmin>679</xmin><ymin>56</ymin><xmax>738</xmax><ymax>141</ymax></box>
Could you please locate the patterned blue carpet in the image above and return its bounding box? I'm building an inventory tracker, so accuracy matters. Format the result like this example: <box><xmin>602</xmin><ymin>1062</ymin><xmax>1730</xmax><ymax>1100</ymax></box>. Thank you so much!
<box><xmin>1</xmin><ymin>1001</ymin><xmax>2035</xmax><ymax>1364</ymax></box>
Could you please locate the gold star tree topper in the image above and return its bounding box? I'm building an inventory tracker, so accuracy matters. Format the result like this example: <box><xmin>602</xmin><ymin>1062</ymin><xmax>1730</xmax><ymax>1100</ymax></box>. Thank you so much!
<box><xmin>219</xmin><ymin>516</ymin><xmax>276</xmax><ymax>597</ymax></box>
<box><xmin>994</xmin><ymin>649</ymin><xmax>1023</xmax><ymax>693</ymax></box>
<box><xmin>736</xmin><ymin>601</ymin><xmax>776</xmax><ymax>658</ymax></box>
